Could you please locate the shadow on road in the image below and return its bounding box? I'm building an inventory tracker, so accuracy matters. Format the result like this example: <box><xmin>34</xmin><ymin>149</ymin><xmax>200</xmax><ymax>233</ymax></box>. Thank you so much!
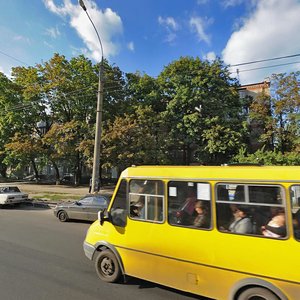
<box><xmin>63</xmin><ymin>219</ymin><xmax>94</xmax><ymax>224</ymax></box>
<box><xmin>0</xmin><ymin>202</ymin><xmax>51</xmax><ymax>211</ymax></box>
<box><xmin>124</xmin><ymin>277</ymin><xmax>212</xmax><ymax>299</ymax></box>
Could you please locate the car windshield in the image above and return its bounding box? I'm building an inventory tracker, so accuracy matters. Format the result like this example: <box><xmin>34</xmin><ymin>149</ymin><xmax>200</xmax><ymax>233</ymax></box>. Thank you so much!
<box><xmin>0</xmin><ymin>187</ymin><xmax>21</xmax><ymax>193</ymax></box>
<box><xmin>78</xmin><ymin>196</ymin><xmax>108</xmax><ymax>206</ymax></box>
<box><xmin>93</xmin><ymin>197</ymin><xmax>107</xmax><ymax>206</ymax></box>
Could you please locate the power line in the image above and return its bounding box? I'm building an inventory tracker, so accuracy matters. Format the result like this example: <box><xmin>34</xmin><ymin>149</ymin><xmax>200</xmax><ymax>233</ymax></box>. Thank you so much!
<box><xmin>237</xmin><ymin>61</ymin><xmax>300</xmax><ymax>73</ymax></box>
<box><xmin>0</xmin><ymin>50</ymin><xmax>29</xmax><ymax>66</ymax></box>
<box><xmin>2</xmin><ymin>47</ymin><xmax>300</xmax><ymax>92</ymax></box>
<box><xmin>230</xmin><ymin>53</ymin><xmax>300</xmax><ymax>67</ymax></box>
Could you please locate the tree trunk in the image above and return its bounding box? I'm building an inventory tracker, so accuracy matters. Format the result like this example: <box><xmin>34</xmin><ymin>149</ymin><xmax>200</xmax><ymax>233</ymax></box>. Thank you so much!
<box><xmin>30</xmin><ymin>159</ymin><xmax>39</xmax><ymax>181</ymax></box>
<box><xmin>51</xmin><ymin>161</ymin><xmax>60</xmax><ymax>185</ymax></box>
<box><xmin>0</xmin><ymin>164</ymin><xmax>7</xmax><ymax>178</ymax></box>
<box><xmin>279</xmin><ymin>113</ymin><xmax>285</xmax><ymax>154</ymax></box>
<box><xmin>183</xmin><ymin>144</ymin><xmax>191</xmax><ymax>165</ymax></box>
<box><xmin>74</xmin><ymin>153</ymin><xmax>81</xmax><ymax>186</ymax></box>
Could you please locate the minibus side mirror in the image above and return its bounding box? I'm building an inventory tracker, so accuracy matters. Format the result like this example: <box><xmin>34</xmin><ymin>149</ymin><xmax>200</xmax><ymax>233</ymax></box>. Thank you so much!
<box><xmin>98</xmin><ymin>209</ymin><xmax>110</xmax><ymax>225</ymax></box>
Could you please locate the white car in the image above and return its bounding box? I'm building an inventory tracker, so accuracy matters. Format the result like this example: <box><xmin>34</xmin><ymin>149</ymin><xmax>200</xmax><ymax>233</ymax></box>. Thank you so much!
<box><xmin>0</xmin><ymin>186</ymin><xmax>29</xmax><ymax>206</ymax></box>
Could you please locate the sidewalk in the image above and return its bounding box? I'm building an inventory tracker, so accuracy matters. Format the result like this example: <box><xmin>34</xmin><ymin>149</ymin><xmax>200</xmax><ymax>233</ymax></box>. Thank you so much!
<box><xmin>4</xmin><ymin>182</ymin><xmax>115</xmax><ymax>207</ymax></box>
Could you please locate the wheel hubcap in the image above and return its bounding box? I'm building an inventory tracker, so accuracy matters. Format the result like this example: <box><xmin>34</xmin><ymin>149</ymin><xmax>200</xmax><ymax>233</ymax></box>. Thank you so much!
<box><xmin>100</xmin><ymin>257</ymin><xmax>114</xmax><ymax>276</ymax></box>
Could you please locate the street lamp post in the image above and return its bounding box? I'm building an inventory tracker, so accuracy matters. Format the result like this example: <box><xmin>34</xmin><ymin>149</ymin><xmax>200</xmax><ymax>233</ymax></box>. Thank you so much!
<box><xmin>79</xmin><ymin>0</ymin><xmax>104</xmax><ymax>193</ymax></box>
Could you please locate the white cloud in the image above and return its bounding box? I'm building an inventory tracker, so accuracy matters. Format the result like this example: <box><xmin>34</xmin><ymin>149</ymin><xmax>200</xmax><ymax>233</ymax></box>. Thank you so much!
<box><xmin>231</xmin><ymin>17</ymin><xmax>247</xmax><ymax>31</ymax></box>
<box><xmin>204</xmin><ymin>51</ymin><xmax>216</xmax><ymax>61</ymax></box>
<box><xmin>158</xmin><ymin>16</ymin><xmax>178</xmax><ymax>31</ymax></box>
<box><xmin>45</xmin><ymin>27</ymin><xmax>61</xmax><ymax>38</ymax></box>
<box><xmin>127</xmin><ymin>42</ymin><xmax>134</xmax><ymax>51</ymax></box>
<box><xmin>0</xmin><ymin>64</ymin><xmax>12</xmax><ymax>78</ymax></box>
<box><xmin>189</xmin><ymin>17</ymin><xmax>213</xmax><ymax>45</ymax></box>
<box><xmin>222</xmin><ymin>0</ymin><xmax>244</xmax><ymax>8</ymax></box>
<box><xmin>70</xmin><ymin>45</ymin><xmax>89</xmax><ymax>57</ymax></box>
<box><xmin>222</xmin><ymin>0</ymin><xmax>300</xmax><ymax>84</ymax></box>
<box><xmin>44</xmin><ymin>0</ymin><xmax>73</xmax><ymax>16</ymax></box>
<box><xmin>43</xmin><ymin>0</ymin><xmax>123</xmax><ymax>60</ymax></box>
<box><xmin>158</xmin><ymin>16</ymin><xmax>179</xmax><ymax>43</ymax></box>
<box><xmin>13</xmin><ymin>35</ymin><xmax>31</xmax><ymax>44</ymax></box>
<box><xmin>44</xmin><ymin>41</ymin><xmax>54</xmax><ymax>48</ymax></box>
<box><xmin>197</xmin><ymin>0</ymin><xmax>209</xmax><ymax>5</ymax></box>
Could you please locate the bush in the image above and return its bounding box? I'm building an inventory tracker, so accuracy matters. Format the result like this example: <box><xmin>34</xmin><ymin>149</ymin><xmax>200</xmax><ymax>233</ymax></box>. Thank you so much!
<box><xmin>232</xmin><ymin>148</ymin><xmax>300</xmax><ymax>166</ymax></box>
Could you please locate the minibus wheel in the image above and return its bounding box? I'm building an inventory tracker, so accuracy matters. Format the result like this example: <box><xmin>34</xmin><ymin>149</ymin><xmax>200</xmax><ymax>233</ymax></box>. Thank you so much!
<box><xmin>238</xmin><ymin>287</ymin><xmax>279</xmax><ymax>300</ymax></box>
<box><xmin>95</xmin><ymin>249</ymin><xmax>121</xmax><ymax>283</ymax></box>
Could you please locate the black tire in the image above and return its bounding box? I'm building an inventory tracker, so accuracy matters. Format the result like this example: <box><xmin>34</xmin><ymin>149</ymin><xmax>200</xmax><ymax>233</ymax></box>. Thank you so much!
<box><xmin>238</xmin><ymin>287</ymin><xmax>280</xmax><ymax>300</ymax></box>
<box><xmin>58</xmin><ymin>210</ymin><xmax>69</xmax><ymax>222</ymax></box>
<box><xmin>95</xmin><ymin>250</ymin><xmax>121</xmax><ymax>283</ymax></box>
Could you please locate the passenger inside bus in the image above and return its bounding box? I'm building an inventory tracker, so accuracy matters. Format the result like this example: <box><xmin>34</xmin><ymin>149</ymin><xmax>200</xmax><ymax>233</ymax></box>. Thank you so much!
<box><xmin>228</xmin><ymin>205</ymin><xmax>253</xmax><ymax>234</ymax></box>
<box><xmin>193</xmin><ymin>200</ymin><xmax>210</xmax><ymax>228</ymax></box>
<box><xmin>175</xmin><ymin>191</ymin><xmax>197</xmax><ymax>225</ymax></box>
<box><xmin>293</xmin><ymin>209</ymin><xmax>300</xmax><ymax>240</ymax></box>
<box><xmin>262</xmin><ymin>209</ymin><xmax>286</xmax><ymax>238</ymax></box>
<box><xmin>130</xmin><ymin>200</ymin><xmax>145</xmax><ymax>218</ymax></box>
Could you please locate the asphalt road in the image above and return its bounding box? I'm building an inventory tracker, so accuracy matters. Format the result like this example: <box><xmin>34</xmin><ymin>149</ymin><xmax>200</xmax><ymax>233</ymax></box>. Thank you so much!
<box><xmin>0</xmin><ymin>204</ymin><xmax>206</xmax><ymax>300</ymax></box>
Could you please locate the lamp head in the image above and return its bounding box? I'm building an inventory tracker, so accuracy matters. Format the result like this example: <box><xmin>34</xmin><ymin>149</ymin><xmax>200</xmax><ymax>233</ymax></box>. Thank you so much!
<box><xmin>79</xmin><ymin>0</ymin><xmax>87</xmax><ymax>11</ymax></box>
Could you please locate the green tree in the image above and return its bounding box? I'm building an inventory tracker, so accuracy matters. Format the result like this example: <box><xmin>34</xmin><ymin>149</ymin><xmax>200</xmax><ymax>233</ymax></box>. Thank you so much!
<box><xmin>236</xmin><ymin>72</ymin><xmax>300</xmax><ymax>165</ymax></box>
<box><xmin>10</xmin><ymin>65</ymin><xmax>51</xmax><ymax>178</ymax></box>
<box><xmin>125</xmin><ymin>72</ymin><xmax>163</xmax><ymax>113</ymax></box>
<box><xmin>201</xmin><ymin>117</ymin><xmax>245</xmax><ymax>164</ymax></box>
<box><xmin>4</xmin><ymin>133</ymin><xmax>43</xmax><ymax>179</ymax></box>
<box><xmin>102</xmin><ymin>105</ymin><xmax>167</xmax><ymax>172</ymax></box>
<box><xmin>233</xmin><ymin>147</ymin><xmax>300</xmax><ymax>165</ymax></box>
<box><xmin>11</xmin><ymin>54</ymin><xmax>102</xmax><ymax>182</ymax></box>
<box><xmin>38</xmin><ymin>54</ymin><xmax>98</xmax><ymax>124</ymax></box>
<box><xmin>248</xmin><ymin>92</ymin><xmax>274</xmax><ymax>151</ymax></box>
<box><xmin>271</xmin><ymin>72</ymin><xmax>300</xmax><ymax>153</ymax></box>
<box><xmin>42</xmin><ymin>120</ymin><xmax>89</xmax><ymax>184</ymax></box>
<box><xmin>103</xmin><ymin>63</ymin><xmax>127</xmax><ymax>120</ymax></box>
<box><xmin>157</xmin><ymin>56</ymin><xmax>242</xmax><ymax>164</ymax></box>
<box><xmin>0</xmin><ymin>71</ymin><xmax>40</xmax><ymax>177</ymax></box>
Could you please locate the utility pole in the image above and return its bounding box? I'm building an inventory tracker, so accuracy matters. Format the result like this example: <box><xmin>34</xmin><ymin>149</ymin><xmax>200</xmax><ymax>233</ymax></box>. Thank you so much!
<box><xmin>79</xmin><ymin>0</ymin><xmax>104</xmax><ymax>193</ymax></box>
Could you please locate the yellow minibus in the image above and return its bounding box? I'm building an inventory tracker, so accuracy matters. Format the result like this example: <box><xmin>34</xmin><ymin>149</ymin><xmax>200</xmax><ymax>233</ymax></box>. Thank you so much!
<box><xmin>83</xmin><ymin>165</ymin><xmax>300</xmax><ymax>300</ymax></box>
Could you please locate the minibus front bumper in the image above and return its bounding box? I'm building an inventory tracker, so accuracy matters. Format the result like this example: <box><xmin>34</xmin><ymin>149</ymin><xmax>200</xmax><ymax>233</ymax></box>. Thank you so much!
<box><xmin>83</xmin><ymin>241</ymin><xmax>96</xmax><ymax>260</ymax></box>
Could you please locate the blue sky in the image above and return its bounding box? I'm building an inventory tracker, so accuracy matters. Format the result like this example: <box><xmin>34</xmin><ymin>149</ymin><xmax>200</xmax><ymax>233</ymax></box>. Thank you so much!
<box><xmin>1</xmin><ymin>0</ymin><xmax>300</xmax><ymax>84</ymax></box>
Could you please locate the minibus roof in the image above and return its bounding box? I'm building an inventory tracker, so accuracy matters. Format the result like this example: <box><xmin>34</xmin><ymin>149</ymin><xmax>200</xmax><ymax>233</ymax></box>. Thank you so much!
<box><xmin>121</xmin><ymin>165</ymin><xmax>300</xmax><ymax>182</ymax></box>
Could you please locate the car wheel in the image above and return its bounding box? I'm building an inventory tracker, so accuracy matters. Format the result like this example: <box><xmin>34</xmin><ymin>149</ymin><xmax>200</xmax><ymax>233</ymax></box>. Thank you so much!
<box><xmin>58</xmin><ymin>210</ymin><xmax>69</xmax><ymax>222</ymax></box>
<box><xmin>95</xmin><ymin>250</ymin><xmax>121</xmax><ymax>283</ymax></box>
<box><xmin>238</xmin><ymin>287</ymin><xmax>280</xmax><ymax>300</ymax></box>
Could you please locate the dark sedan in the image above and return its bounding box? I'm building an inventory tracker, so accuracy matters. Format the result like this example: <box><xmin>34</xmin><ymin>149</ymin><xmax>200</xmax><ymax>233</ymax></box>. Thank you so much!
<box><xmin>53</xmin><ymin>194</ymin><xmax>110</xmax><ymax>222</ymax></box>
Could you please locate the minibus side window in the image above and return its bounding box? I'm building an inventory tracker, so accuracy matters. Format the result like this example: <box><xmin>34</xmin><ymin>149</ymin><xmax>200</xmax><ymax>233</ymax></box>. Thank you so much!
<box><xmin>291</xmin><ymin>185</ymin><xmax>300</xmax><ymax>241</ymax></box>
<box><xmin>110</xmin><ymin>180</ymin><xmax>127</xmax><ymax>227</ymax></box>
<box><xmin>216</xmin><ymin>184</ymin><xmax>287</xmax><ymax>238</ymax></box>
<box><xmin>129</xmin><ymin>180</ymin><xmax>164</xmax><ymax>223</ymax></box>
<box><xmin>168</xmin><ymin>181</ymin><xmax>211</xmax><ymax>229</ymax></box>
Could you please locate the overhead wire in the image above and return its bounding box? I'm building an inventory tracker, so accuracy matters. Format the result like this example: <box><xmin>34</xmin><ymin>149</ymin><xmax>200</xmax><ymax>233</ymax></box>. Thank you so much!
<box><xmin>236</xmin><ymin>61</ymin><xmax>300</xmax><ymax>73</ymax></box>
<box><xmin>1</xmin><ymin>48</ymin><xmax>300</xmax><ymax>106</ymax></box>
<box><xmin>230</xmin><ymin>53</ymin><xmax>300</xmax><ymax>67</ymax></box>
<box><xmin>0</xmin><ymin>50</ymin><xmax>29</xmax><ymax>66</ymax></box>
<box><xmin>229</xmin><ymin>53</ymin><xmax>300</xmax><ymax>77</ymax></box>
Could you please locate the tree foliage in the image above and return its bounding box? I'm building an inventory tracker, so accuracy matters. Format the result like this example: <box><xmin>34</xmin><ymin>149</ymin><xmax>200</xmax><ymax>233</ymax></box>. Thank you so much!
<box><xmin>271</xmin><ymin>72</ymin><xmax>300</xmax><ymax>153</ymax></box>
<box><xmin>4</xmin><ymin>133</ymin><xmax>43</xmax><ymax>178</ymax></box>
<box><xmin>0</xmin><ymin>53</ymin><xmax>298</xmax><ymax>182</ymax></box>
<box><xmin>102</xmin><ymin>105</ymin><xmax>168</xmax><ymax>171</ymax></box>
<box><xmin>158</xmin><ymin>56</ymin><xmax>243</xmax><ymax>164</ymax></box>
<box><xmin>235</xmin><ymin>72</ymin><xmax>300</xmax><ymax>165</ymax></box>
